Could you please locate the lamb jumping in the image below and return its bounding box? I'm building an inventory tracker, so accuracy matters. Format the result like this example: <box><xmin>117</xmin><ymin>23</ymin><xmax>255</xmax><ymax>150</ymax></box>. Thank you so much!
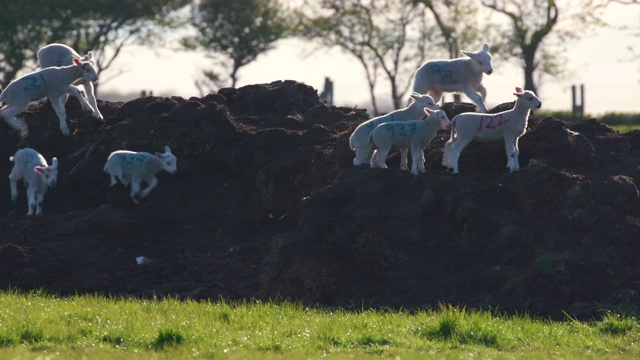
<box><xmin>369</xmin><ymin>108</ymin><xmax>450</xmax><ymax>175</ymax></box>
<box><xmin>103</xmin><ymin>146</ymin><xmax>177</xmax><ymax>204</ymax></box>
<box><xmin>9</xmin><ymin>148</ymin><xmax>59</xmax><ymax>216</ymax></box>
<box><xmin>0</xmin><ymin>56</ymin><xmax>98</xmax><ymax>138</ymax></box>
<box><xmin>350</xmin><ymin>93</ymin><xmax>439</xmax><ymax>169</ymax></box>
<box><xmin>442</xmin><ymin>87</ymin><xmax>542</xmax><ymax>174</ymax></box>
<box><xmin>411</xmin><ymin>43</ymin><xmax>493</xmax><ymax>113</ymax></box>
<box><xmin>38</xmin><ymin>43</ymin><xmax>103</xmax><ymax>120</ymax></box>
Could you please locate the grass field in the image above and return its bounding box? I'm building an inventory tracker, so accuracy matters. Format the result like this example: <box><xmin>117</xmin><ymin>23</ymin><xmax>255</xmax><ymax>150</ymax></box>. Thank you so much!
<box><xmin>536</xmin><ymin>111</ymin><xmax>640</xmax><ymax>133</ymax></box>
<box><xmin>0</xmin><ymin>291</ymin><xmax>638</xmax><ymax>359</ymax></box>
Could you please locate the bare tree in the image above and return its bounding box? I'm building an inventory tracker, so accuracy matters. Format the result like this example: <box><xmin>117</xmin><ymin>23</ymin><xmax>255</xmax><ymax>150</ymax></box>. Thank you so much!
<box><xmin>414</xmin><ymin>0</ymin><xmax>488</xmax><ymax>58</ymax></box>
<box><xmin>479</xmin><ymin>0</ymin><xmax>630</xmax><ymax>94</ymax></box>
<box><xmin>61</xmin><ymin>0</ymin><xmax>191</xmax><ymax>92</ymax></box>
<box><xmin>300</xmin><ymin>0</ymin><xmax>482</xmax><ymax>112</ymax></box>
<box><xmin>304</xmin><ymin>0</ymin><xmax>432</xmax><ymax>111</ymax></box>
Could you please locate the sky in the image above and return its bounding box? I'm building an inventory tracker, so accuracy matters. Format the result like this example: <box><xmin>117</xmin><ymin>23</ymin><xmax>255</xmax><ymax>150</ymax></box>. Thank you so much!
<box><xmin>101</xmin><ymin>3</ymin><xmax>640</xmax><ymax>116</ymax></box>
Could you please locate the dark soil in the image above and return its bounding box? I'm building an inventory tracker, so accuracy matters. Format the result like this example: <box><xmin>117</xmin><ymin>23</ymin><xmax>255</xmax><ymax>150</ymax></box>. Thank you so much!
<box><xmin>1</xmin><ymin>80</ymin><xmax>639</xmax><ymax>320</ymax></box>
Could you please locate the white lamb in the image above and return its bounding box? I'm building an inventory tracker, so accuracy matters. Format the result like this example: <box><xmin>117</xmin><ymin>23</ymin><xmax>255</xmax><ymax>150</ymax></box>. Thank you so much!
<box><xmin>0</xmin><ymin>56</ymin><xmax>98</xmax><ymax>138</ymax></box>
<box><xmin>103</xmin><ymin>146</ymin><xmax>177</xmax><ymax>204</ymax></box>
<box><xmin>349</xmin><ymin>93</ymin><xmax>439</xmax><ymax>169</ymax></box>
<box><xmin>411</xmin><ymin>43</ymin><xmax>493</xmax><ymax>113</ymax></box>
<box><xmin>369</xmin><ymin>108</ymin><xmax>450</xmax><ymax>175</ymax></box>
<box><xmin>442</xmin><ymin>87</ymin><xmax>542</xmax><ymax>174</ymax></box>
<box><xmin>9</xmin><ymin>148</ymin><xmax>59</xmax><ymax>216</ymax></box>
<box><xmin>38</xmin><ymin>43</ymin><xmax>103</xmax><ymax>121</ymax></box>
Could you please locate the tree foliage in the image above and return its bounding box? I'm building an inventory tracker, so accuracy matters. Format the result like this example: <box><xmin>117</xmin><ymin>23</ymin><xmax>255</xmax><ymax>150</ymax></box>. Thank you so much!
<box><xmin>0</xmin><ymin>0</ymin><xmax>189</xmax><ymax>89</ymax></box>
<box><xmin>0</xmin><ymin>1</ymin><xmax>69</xmax><ymax>86</ymax></box>
<box><xmin>183</xmin><ymin>0</ymin><xmax>292</xmax><ymax>92</ymax></box>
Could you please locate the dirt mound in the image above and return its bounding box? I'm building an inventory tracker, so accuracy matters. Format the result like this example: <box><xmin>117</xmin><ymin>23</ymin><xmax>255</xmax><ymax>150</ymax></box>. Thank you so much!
<box><xmin>1</xmin><ymin>80</ymin><xmax>639</xmax><ymax>320</ymax></box>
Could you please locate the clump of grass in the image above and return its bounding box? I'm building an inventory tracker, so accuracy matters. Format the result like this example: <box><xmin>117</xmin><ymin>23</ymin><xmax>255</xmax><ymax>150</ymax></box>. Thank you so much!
<box><xmin>598</xmin><ymin>312</ymin><xmax>639</xmax><ymax>336</ymax></box>
<box><xmin>152</xmin><ymin>329</ymin><xmax>184</xmax><ymax>350</ymax></box>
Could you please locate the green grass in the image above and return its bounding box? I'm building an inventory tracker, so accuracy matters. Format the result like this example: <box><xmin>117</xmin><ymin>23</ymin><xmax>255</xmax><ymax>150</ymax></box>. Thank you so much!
<box><xmin>607</xmin><ymin>123</ymin><xmax>640</xmax><ymax>133</ymax></box>
<box><xmin>0</xmin><ymin>291</ymin><xmax>639</xmax><ymax>359</ymax></box>
<box><xmin>535</xmin><ymin>111</ymin><xmax>640</xmax><ymax>133</ymax></box>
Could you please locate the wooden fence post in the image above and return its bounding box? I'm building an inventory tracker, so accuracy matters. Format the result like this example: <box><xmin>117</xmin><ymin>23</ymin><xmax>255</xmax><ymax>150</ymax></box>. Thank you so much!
<box><xmin>572</xmin><ymin>84</ymin><xmax>585</xmax><ymax>119</ymax></box>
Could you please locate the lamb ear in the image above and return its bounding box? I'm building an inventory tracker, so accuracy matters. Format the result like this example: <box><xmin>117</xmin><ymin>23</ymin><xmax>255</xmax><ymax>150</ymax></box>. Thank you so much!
<box><xmin>460</xmin><ymin>50</ymin><xmax>471</xmax><ymax>58</ymax></box>
<box><xmin>482</xmin><ymin>43</ymin><xmax>490</xmax><ymax>52</ymax></box>
<box><xmin>164</xmin><ymin>146</ymin><xmax>172</xmax><ymax>154</ymax></box>
<box><xmin>86</xmin><ymin>51</ymin><xmax>93</xmax><ymax>60</ymax></box>
<box><xmin>513</xmin><ymin>87</ymin><xmax>523</xmax><ymax>97</ymax></box>
<box><xmin>51</xmin><ymin>158</ymin><xmax>58</xmax><ymax>168</ymax></box>
<box><xmin>34</xmin><ymin>166</ymin><xmax>44</xmax><ymax>174</ymax></box>
<box><xmin>423</xmin><ymin>107</ymin><xmax>433</xmax><ymax>115</ymax></box>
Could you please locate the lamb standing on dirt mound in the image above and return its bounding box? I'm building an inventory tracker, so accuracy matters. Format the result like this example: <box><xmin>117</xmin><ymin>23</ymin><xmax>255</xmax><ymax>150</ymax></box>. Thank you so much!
<box><xmin>38</xmin><ymin>43</ymin><xmax>103</xmax><ymax>120</ymax></box>
<box><xmin>0</xmin><ymin>57</ymin><xmax>98</xmax><ymax>137</ymax></box>
<box><xmin>369</xmin><ymin>108</ymin><xmax>450</xmax><ymax>175</ymax></box>
<box><xmin>442</xmin><ymin>87</ymin><xmax>541</xmax><ymax>174</ymax></box>
<box><xmin>9</xmin><ymin>148</ymin><xmax>59</xmax><ymax>216</ymax></box>
<box><xmin>349</xmin><ymin>93</ymin><xmax>439</xmax><ymax>169</ymax></box>
<box><xmin>411</xmin><ymin>43</ymin><xmax>493</xmax><ymax>112</ymax></box>
<box><xmin>103</xmin><ymin>146</ymin><xmax>177</xmax><ymax>204</ymax></box>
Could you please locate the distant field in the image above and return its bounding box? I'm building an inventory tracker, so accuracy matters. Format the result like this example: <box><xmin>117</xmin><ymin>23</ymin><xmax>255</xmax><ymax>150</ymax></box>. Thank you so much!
<box><xmin>536</xmin><ymin>111</ymin><xmax>640</xmax><ymax>133</ymax></box>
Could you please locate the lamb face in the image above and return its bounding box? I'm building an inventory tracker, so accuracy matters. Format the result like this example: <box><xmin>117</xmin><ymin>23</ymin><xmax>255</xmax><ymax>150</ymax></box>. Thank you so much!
<box><xmin>34</xmin><ymin>158</ymin><xmax>59</xmax><ymax>188</ymax></box>
<box><xmin>156</xmin><ymin>146</ymin><xmax>177</xmax><ymax>174</ymax></box>
<box><xmin>462</xmin><ymin>43</ymin><xmax>493</xmax><ymax>75</ymax></box>
<box><xmin>410</xmin><ymin>93</ymin><xmax>438</xmax><ymax>111</ymax></box>
<box><xmin>515</xmin><ymin>89</ymin><xmax>542</xmax><ymax>110</ymax></box>
<box><xmin>433</xmin><ymin>109</ymin><xmax>451</xmax><ymax>130</ymax></box>
<box><xmin>76</xmin><ymin>58</ymin><xmax>98</xmax><ymax>82</ymax></box>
